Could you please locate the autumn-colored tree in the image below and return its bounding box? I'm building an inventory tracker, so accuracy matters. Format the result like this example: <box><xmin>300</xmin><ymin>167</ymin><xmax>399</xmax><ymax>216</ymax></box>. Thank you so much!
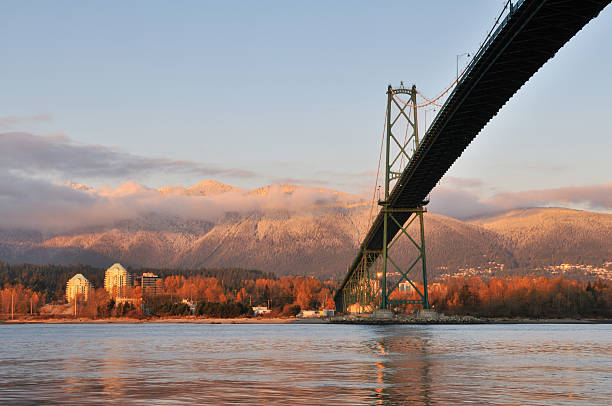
<box><xmin>0</xmin><ymin>284</ymin><xmax>45</xmax><ymax>318</ymax></box>
<box><xmin>3</xmin><ymin>266</ymin><xmax>612</xmax><ymax>320</ymax></box>
<box><xmin>429</xmin><ymin>276</ymin><xmax>612</xmax><ymax>318</ymax></box>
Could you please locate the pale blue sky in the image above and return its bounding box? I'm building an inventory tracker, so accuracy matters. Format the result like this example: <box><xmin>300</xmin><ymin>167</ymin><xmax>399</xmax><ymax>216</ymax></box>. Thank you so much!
<box><xmin>2</xmin><ymin>1</ymin><xmax>611</xmax><ymax>200</ymax></box>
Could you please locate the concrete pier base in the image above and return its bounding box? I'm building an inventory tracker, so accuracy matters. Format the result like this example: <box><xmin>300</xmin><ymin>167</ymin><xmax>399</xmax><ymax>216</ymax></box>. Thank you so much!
<box><xmin>417</xmin><ymin>309</ymin><xmax>440</xmax><ymax>320</ymax></box>
<box><xmin>373</xmin><ymin>309</ymin><xmax>394</xmax><ymax>320</ymax></box>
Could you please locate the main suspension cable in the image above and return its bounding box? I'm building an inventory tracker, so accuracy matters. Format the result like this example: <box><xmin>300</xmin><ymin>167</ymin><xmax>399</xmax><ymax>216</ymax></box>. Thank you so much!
<box><xmin>368</xmin><ymin>107</ymin><xmax>388</xmax><ymax>230</ymax></box>
<box><xmin>391</xmin><ymin>65</ymin><xmax>469</xmax><ymax>109</ymax></box>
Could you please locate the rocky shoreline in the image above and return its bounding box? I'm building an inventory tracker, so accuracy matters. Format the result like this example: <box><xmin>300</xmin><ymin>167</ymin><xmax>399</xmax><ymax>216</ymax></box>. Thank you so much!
<box><xmin>2</xmin><ymin>315</ymin><xmax>611</xmax><ymax>325</ymax></box>
<box><xmin>329</xmin><ymin>315</ymin><xmax>612</xmax><ymax>325</ymax></box>
<box><xmin>0</xmin><ymin>316</ymin><xmax>294</xmax><ymax>324</ymax></box>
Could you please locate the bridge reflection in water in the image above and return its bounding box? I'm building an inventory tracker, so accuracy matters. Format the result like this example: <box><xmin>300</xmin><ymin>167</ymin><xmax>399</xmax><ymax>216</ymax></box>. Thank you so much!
<box><xmin>371</xmin><ymin>328</ymin><xmax>434</xmax><ymax>405</ymax></box>
<box><xmin>2</xmin><ymin>324</ymin><xmax>612</xmax><ymax>405</ymax></box>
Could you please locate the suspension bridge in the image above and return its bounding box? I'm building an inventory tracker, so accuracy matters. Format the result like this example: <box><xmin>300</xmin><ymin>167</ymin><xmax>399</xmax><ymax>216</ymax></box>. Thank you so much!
<box><xmin>334</xmin><ymin>0</ymin><xmax>611</xmax><ymax>314</ymax></box>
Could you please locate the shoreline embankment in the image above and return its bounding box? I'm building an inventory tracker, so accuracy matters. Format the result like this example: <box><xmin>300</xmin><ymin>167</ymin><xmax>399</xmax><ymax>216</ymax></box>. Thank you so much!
<box><xmin>2</xmin><ymin>316</ymin><xmax>612</xmax><ymax>325</ymax></box>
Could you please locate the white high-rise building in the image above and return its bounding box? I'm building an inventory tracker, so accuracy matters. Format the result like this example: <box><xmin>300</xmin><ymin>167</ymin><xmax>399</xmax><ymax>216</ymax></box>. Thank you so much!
<box><xmin>104</xmin><ymin>263</ymin><xmax>132</xmax><ymax>297</ymax></box>
<box><xmin>66</xmin><ymin>274</ymin><xmax>92</xmax><ymax>302</ymax></box>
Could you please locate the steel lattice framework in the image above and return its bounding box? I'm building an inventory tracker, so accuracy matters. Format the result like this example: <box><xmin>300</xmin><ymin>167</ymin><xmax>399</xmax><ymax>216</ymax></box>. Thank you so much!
<box><xmin>335</xmin><ymin>0</ymin><xmax>611</xmax><ymax>313</ymax></box>
<box><xmin>338</xmin><ymin>85</ymin><xmax>431</xmax><ymax>314</ymax></box>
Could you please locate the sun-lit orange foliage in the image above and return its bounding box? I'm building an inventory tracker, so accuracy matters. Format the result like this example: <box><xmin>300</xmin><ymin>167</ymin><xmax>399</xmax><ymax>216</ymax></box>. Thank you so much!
<box><xmin>0</xmin><ymin>284</ymin><xmax>44</xmax><ymax>317</ymax></box>
<box><xmin>4</xmin><ymin>267</ymin><xmax>612</xmax><ymax>320</ymax></box>
<box><xmin>428</xmin><ymin>276</ymin><xmax>612</xmax><ymax>318</ymax></box>
<box><xmin>162</xmin><ymin>275</ymin><xmax>227</xmax><ymax>303</ymax></box>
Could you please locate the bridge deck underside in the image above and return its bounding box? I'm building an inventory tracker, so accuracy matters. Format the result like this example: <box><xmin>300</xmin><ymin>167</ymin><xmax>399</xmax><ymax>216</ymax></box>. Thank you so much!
<box><xmin>336</xmin><ymin>0</ymin><xmax>610</xmax><ymax>305</ymax></box>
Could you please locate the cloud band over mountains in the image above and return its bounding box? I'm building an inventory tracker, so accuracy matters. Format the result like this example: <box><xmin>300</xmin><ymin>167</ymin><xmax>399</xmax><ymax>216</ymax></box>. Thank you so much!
<box><xmin>0</xmin><ymin>133</ymin><xmax>363</xmax><ymax>231</ymax></box>
<box><xmin>429</xmin><ymin>182</ymin><xmax>612</xmax><ymax>219</ymax></box>
<box><xmin>1</xmin><ymin>132</ymin><xmax>610</xmax><ymax>231</ymax></box>
<box><xmin>0</xmin><ymin>175</ymin><xmax>360</xmax><ymax>231</ymax></box>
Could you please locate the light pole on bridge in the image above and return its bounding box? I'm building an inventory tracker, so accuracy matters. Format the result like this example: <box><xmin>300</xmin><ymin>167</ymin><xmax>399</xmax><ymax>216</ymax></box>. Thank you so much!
<box><xmin>456</xmin><ymin>52</ymin><xmax>471</xmax><ymax>82</ymax></box>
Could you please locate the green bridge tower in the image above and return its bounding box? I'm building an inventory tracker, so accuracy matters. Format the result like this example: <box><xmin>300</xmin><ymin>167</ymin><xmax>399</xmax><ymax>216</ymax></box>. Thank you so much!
<box><xmin>379</xmin><ymin>84</ymin><xmax>429</xmax><ymax>311</ymax></box>
<box><xmin>337</xmin><ymin>84</ymin><xmax>430</xmax><ymax>314</ymax></box>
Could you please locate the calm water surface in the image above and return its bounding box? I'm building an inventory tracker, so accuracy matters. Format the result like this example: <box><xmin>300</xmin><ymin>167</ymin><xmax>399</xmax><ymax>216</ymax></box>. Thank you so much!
<box><xmin>0</xmin><ymin>323</ymin><xmax>611</xmax><ymax>405</ymax></box>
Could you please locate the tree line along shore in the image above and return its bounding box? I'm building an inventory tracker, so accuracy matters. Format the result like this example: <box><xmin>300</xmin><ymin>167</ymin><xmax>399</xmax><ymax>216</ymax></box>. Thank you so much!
<box><xmin>1</xmin><ymin>262</ymin><xmax>612</xmax><ymax>321</ymax></box>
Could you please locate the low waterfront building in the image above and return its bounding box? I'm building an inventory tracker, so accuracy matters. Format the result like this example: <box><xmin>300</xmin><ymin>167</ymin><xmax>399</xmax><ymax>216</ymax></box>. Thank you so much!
<box><xmin>134</xmin><ymin>272</ymin><xmax>161</xmax><ymax>296</ymax></box>
<box><xmin>66</xmin><ymin>274</ymin><xmax>92</xmax><ymax>302</ymax></box>
<box><xmin>346</xmin><ymin>303</ymin><xmax>373</xmax><ymax>314</ymax></box>
<box><xmin>298</xmin><ymin>310</ymin><xmax>317</xmax><ymax>318</ymax></box>
<box><xmin>181</xmin><ymin>299</ymin><xmax>196</xmax><ymax>314</ymax></box>
<box><xmin>297</xmin><ymin>309</ymin><xmax>335</xmax><ymax>318</ymax></box>
<box><xmin>252</xmin><ymin>306</ymin><xmax>271</xmax><ymax>316</ymax></box>
<box><xmin>398</xmin><ymin>282</ymin><xmax>413</xmax><ymax>293</ymax></box>
<box><xmin>104</xmin><ymin>263</ymin><xmax>132</xmax><ymax>298</ymax></box>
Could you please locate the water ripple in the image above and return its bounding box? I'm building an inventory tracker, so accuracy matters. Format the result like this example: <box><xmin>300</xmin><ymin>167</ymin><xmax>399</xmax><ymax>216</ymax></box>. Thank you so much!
<box><xmin>0</xmin><ymin>323</ymin><xmax>611</xmax><ymax>405</ymax></box>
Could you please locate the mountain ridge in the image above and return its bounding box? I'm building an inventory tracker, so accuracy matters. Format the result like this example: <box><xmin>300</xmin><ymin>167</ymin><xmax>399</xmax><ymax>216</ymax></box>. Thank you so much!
<box><xmin>1</xmin><ymin>181</ymin><xmax>610</xmax><ymax>280</ymax></box>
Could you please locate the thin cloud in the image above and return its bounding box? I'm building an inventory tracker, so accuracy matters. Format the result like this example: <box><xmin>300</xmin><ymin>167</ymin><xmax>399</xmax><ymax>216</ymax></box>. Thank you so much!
<box><xmin>429</xmin><ymin>181</ymin><xmax>612</xmax><ymax>219</ymax></box>
<box><xmin>428</xmin><ymin>185</ymin><xmax>498</xmax><ymax>219</ymax></box>
<box><xmin>315</xmin><ymin>169</ymin><xmax>377</xmax><ymax>178</ymax></box>
<box><xmin>0</xmin><ymin>114</ymin><xmax>52</xmax><ymax>126</ymax></box>
<box><xmin>0</xmin><ymin>132</ymin><xmax>257</xmax><ymax>181</ymax></box>
<box><xmin>313</xmin><ymin>169</ymin><xmax>378</xmax><ymax>198</ymax></box>
<box><xmin>442</xmin><ymin>176</ymin><xmax>484</xmax><ymax>188</ymax></box>
<box><xmin>488</xmin><ymin>183</ymin><xmax>612</xmax><ymax>211</ymax></box>
<box><xmin>271</xmin><ymin>170</ymin><xmax>377</xmax><ymax>197</ymax></box>
<box><xmin>272</xmin><ymin>177</ymin><xmax>332</xmax><ymax>186</ymax></box>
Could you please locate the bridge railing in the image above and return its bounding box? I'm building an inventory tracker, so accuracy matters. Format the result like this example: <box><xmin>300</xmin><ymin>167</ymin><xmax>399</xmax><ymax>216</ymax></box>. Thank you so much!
<box><xmin>463</xmin><ymin>0</ymin><xmax>525</xmax><ymax>84</ymax></box>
